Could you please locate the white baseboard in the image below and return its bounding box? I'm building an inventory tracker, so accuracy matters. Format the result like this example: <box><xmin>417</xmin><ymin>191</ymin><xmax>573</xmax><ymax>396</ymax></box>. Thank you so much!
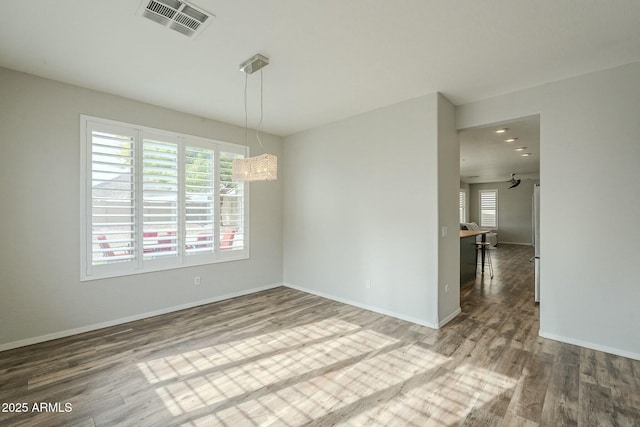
<box><xmin>438</xmin><ymin>307</ymin><xmax>462</xmax><ymax>328</ymax></box>
<box><xmin>283</xmin><ymin>282</ymin><xmax>439</xmax><ymax>329</ymax></box>
<box><xmin>0</xmin><ymin>283</ymin><xmax>283</xmax><ymax>353</ymax></box>
<box><xmin>539</xmin><ymin>330</ymin><xmax>640</xmax><ymax>361</ymax></box>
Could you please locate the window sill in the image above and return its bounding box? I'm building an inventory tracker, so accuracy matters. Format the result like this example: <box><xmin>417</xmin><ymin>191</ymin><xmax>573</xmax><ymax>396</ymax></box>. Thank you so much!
<box><xmin>81</xmin><ymin>252</ymin><xmax>249</xmax><ymax>282</ymax></box>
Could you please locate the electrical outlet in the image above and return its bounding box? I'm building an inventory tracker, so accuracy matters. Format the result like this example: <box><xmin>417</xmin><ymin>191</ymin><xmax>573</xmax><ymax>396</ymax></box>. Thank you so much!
<box><xmin>365</xmin><ymin>279</ymin><xmax>371</xmax><ymax>289</ymax></box>
<box><xmin>441</xmin><ymin>226</ymin><xmax>448</xmax><ymax>237</ymax></box>
<box><xmin>194</xmin><ymin>276</ymin><xmax>201</xmax><ymax>286</ymax></box>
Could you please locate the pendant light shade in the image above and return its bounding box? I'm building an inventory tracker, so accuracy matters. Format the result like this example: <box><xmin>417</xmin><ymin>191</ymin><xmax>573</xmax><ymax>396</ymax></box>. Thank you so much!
<box><xmin>232</xmin><ymin>153</ymin><xmax>277</xmax><ymax>182</ymax></box>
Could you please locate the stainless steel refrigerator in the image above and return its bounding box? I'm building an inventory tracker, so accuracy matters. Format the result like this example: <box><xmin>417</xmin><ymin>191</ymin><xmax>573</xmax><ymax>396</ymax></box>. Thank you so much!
<box><xmin>533</xmin><ymin>184</ymin><xmax>541</xmax><ymax>302</ymax></box>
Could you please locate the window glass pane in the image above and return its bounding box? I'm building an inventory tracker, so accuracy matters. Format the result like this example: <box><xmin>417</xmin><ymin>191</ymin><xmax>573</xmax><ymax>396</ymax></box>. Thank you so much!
<box><xmin>143</xmin><ymin>139</ymin><xmax>178</xmax><ymax>259</ymax></box>
<box><xmin>185</xmin><ymin>146</ymin><xmax>215</xmax><ymax>255</ymax></box>
<box><xmin>91</xmin><ymin>131</ymin><xmax>135</xmax><ymax>265</ymax></box>
<box><xmin>220</xmin><ymin>152</ymin><xmax>244</xmax><ymax>251</ymax></box>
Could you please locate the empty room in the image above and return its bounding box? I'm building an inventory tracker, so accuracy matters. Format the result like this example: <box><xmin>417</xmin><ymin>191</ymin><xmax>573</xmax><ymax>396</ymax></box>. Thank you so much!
<box><xmin>1</xmin><ymin>1</ymin><xmax>639</xmax><ymax>426</ymax></box>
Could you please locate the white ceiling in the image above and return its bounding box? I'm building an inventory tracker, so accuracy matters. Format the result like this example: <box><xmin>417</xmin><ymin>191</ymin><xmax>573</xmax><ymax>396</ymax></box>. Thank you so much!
<box><xmin>1</xmin><ymin>1</ymin><xmax>640</xmax><ymax>136</ymax></box>
<box><xmin>460</xmin><ymin>115</ymin><xmax>540</xmax><ymax>184</ymax></box>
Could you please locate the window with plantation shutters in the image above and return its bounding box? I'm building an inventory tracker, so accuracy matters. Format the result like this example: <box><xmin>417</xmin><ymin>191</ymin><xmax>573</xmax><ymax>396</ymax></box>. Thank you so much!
<box><xmin>459</xmin><ymin>190</ymin><xmax>466</xmax><ymax>223</ymax></box>
<box><xmin>81</xmin><ymin>116</ymin><xmax>249</xmax><ymax>281</ymax></box>
<box><xmin>479</xmin><ymin>189</ymin><xmax>498</xmax><ymax>228</ymax></box>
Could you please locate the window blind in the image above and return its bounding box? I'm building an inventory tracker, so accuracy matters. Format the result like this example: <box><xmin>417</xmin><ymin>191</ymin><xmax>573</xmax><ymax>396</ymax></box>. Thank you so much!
<box><xmin>219</xmin><ymin>152</ymin><xmax>245</xmax><ymax>251</ymax></box>
<box><xmin>479</xmin><ymin>190</ymin><xmax>498</xmax><ymax>228</ymax></box>
<box><xmin>143</xmin><ymin>138</ymin><xmax>179</xmax><ymax>258</ymax></box>
<box><xmin>90</xmin><ymin>130</ymin><xmax>136</xmax><ymax>265</ymax></box>
<box><xmin>185</xmin><ymin>146</ymin><xmax>215</xmax><ymax>255</ymax></box>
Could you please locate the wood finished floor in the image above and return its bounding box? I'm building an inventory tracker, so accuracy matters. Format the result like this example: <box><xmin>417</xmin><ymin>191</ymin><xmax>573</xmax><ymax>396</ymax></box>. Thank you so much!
<box><xmin>1</xmin><ymin>244</ymin><xmax>639</xmax><ymax>426</ymax></box>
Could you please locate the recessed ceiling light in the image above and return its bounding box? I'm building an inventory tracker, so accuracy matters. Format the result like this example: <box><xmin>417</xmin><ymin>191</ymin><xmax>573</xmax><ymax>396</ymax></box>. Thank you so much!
<box><xmin>505</xmin><ymin>138</ymin><xmax>518</xmax><ymax>143</ymax></box>
<box><xmin>495</xmin><ymin>128</ymin><xmax>508</xmax><ymax>134</ymax></box>
<box><xmin>514</xmin><ymin>147</ymin><xmax>527</xmax><ymax>151</ymax></box>
<box><xmin>521</xmin><ymin>153</ymin><xmax>532</xmax><ymax>157</ymax></box>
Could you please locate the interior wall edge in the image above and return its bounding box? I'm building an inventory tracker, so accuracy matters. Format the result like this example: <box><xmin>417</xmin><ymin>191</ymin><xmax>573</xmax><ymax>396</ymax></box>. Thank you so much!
<box><xmin>438</xmin><ymin>307</ymin><xmax>462</xmax><ymax>328</ymax></box>
<box><xmin>539</xmin><ymin>329</ymin><xmax>640</xmax><ymax>362</ymax></box>
<box><xmin>283</xmin><ymin>283</ymin><xmax>439</xmax><ymax>330</ymax></box>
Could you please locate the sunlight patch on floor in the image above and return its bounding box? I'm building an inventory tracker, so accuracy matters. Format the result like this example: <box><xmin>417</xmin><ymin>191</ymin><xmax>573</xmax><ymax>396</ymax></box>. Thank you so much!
<box><xmin>154</xmin><ymin>326</ymin><xmax>398</xmax><ymax>416</ymax></box>
<box><xmin>137</xmin><ymin>318</ymin><xmax>360</xmax><ymax>384</ymax></box>
<box><xmin>180</xmin><ymin>343</ymin><xmax>449</xmax><ymax>426</ymax></box>
<box><xmin>335</xmin><ymin>364</ymin><xmax>518</xmax><ymax>426</ymax></box>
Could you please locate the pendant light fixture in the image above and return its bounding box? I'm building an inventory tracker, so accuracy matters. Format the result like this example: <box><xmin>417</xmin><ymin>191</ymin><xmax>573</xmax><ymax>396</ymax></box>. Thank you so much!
<box><xmin>232</xmin><ymin>54</ymin><xmax>278</xmax><ymax>182</ymax></box>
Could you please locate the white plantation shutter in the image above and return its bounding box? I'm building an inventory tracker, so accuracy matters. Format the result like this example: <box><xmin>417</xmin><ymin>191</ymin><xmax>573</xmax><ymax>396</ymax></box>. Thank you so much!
<box><xmin>89</xmin><ymin>127</ymin><xmax>136</xmax><ymax>266</ymax></box>
<box><xmin>480</xmin><ymin>190</ymin><xmax>498</xmax><ymax>228</ymax></box>
<box><xmin>143</xmin><ymin>137</ymin><xmax>179</xmax><ymax>258</ymax></box>
<box><xmin>81</xmin><ymin>116</ymin><xmax>249</xmax><ymax>280</ymax></box>
<box><xmin>185</xmin><ymin>146</ymin><xmax>215</xmax><ymax>255</ymax></box>
<box><xmin>459</xmin><ymin>190</ymin><xmax>466</xmax><ymax>223</ymax></box>
<box><xmin>219</xmin><ymin>152</ymin><xmax>245</xmax><ymax>251</ymax></box>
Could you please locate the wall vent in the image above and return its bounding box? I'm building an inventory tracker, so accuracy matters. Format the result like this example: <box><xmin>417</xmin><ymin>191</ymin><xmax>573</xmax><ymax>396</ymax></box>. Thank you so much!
<box><xmin>137</xmin><ymin>0</ymin><xmax>214</xmax><ymax>38</ymax></box>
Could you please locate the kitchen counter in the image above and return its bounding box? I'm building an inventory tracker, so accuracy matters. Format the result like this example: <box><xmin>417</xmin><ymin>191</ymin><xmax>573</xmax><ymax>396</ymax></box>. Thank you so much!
<box><xmin>460</xmin><ymin>230</ymin><xmax>488</xmax><ymax>285</ymax></box>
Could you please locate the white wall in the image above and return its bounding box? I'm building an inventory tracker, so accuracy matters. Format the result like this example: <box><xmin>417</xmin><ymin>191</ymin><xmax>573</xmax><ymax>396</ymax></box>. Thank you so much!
<box><xmin>457</xmin><ymin>62</ymin><xmax>640</xmax><ymax>359</ymax></box>
<box><xmin>0</xmin><ymin>68</ymin><xmax>283</xmax><ymax>350</ymax></box>
<box><xmin>436</xmin><ymin>95</ymin><xmax>461</xmax><ymax>324</ymax></box>
<box><xmin>283</xmin><ymin>94</ymin><xmax>447</xmax><ymax>327</ymax></box>
<box><xmin>469</xmin><ymin>179</ymin><xmax>539</xmax><ymax>244</ymax></box>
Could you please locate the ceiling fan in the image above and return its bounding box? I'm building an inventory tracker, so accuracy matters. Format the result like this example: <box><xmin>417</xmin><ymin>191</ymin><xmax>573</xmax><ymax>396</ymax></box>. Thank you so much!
<box><xmin>507</xmin><ymin>173</ymin><xmax>521</xmax><ymax>189</ymax></box>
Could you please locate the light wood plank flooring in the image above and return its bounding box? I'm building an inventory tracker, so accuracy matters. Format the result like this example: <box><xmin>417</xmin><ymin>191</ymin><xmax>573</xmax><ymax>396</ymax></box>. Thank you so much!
<box><xmin>1</xmin><ymin>244</ymin><xmax>639</xmax><ymax>426</ymax></box>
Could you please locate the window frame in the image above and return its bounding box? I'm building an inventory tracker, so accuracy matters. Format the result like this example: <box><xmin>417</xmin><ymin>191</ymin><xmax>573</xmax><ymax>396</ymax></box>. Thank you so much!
<box><xmin>479</xmin><ymin>189</ymin><xmax>498</xmax><ymax>229</ymax></box>
<box><xmin>80</xmin><ymin>115</ymin><xmax>250</xmax><ymax>281</ymax></box>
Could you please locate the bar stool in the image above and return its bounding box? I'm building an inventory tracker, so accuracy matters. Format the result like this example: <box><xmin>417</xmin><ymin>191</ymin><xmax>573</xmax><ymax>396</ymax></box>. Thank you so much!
<box><xmin>476</xmin><ymin>242</ymin><xmax>494</xmax><ymax>278</ymax></box>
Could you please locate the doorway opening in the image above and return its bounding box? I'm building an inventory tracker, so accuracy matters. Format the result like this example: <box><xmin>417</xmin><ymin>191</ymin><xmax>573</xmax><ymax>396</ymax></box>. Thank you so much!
<box><xmin>457</xmin><ymin>115</ymin><xmax>541</xmax><ymax>313</ymax></box>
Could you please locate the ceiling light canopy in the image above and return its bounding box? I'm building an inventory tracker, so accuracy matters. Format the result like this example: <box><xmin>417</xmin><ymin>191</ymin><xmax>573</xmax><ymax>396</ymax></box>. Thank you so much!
<box><xmin>521</xmin><ymin>153</ymin><xmax>531</xmax><ymax>157</ymax></box>
<box><xmin>495</xmin><ymin>128</ymin><xmax>508</xmax><ymax>134</ymax></box>
<box><xmin>514</xmin><ymin>146</ymin><xmax>527</xmax><ymax>151</ymax></box>
<box><xmin>505</xmin><ymin>138</ymin><xmax>518</xmax><ymax>143</ymax></box>
<box><xmin>239</xmin><ymin>54</ymin><xmax>269</xmax><ymax>74</ymax></box>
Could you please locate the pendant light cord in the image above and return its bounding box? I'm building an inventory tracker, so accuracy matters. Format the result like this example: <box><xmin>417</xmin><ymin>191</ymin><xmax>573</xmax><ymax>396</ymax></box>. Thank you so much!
<box><xmin>244</xmin><ymin>72</ymin><xmax>248</xmax><ymax>147</ymax></box>
<box><xmin>243</xmin><ymin>68</ymin><xmax>265</xmax><ymax>152</ymax></box>
<box><xmin>256</xmin><ymin>69</ymin><xmax>264</xmax><ymax>150</ymax></box>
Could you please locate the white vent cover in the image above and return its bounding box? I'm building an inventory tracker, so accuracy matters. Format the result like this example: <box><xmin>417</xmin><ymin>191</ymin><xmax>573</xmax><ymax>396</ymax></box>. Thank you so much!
<box><xmin>137</xmin><ymin>0</ymin><xmax>214</xmax><ymax>38</ymax></box>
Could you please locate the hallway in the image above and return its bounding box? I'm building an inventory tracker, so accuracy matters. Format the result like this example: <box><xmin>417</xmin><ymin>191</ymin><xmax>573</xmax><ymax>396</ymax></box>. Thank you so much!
<box><xmin>453</xmin><ymin>244</ymin><xmax>639</xmax><ymax>425</ymax></box>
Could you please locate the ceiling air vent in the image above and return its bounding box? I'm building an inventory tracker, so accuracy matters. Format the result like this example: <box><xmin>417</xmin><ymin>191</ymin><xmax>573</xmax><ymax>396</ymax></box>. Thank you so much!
<box><xmin>138</xmin><ymin>0</ymin><xmax>214</xmax><ymax>38</ymax></box>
